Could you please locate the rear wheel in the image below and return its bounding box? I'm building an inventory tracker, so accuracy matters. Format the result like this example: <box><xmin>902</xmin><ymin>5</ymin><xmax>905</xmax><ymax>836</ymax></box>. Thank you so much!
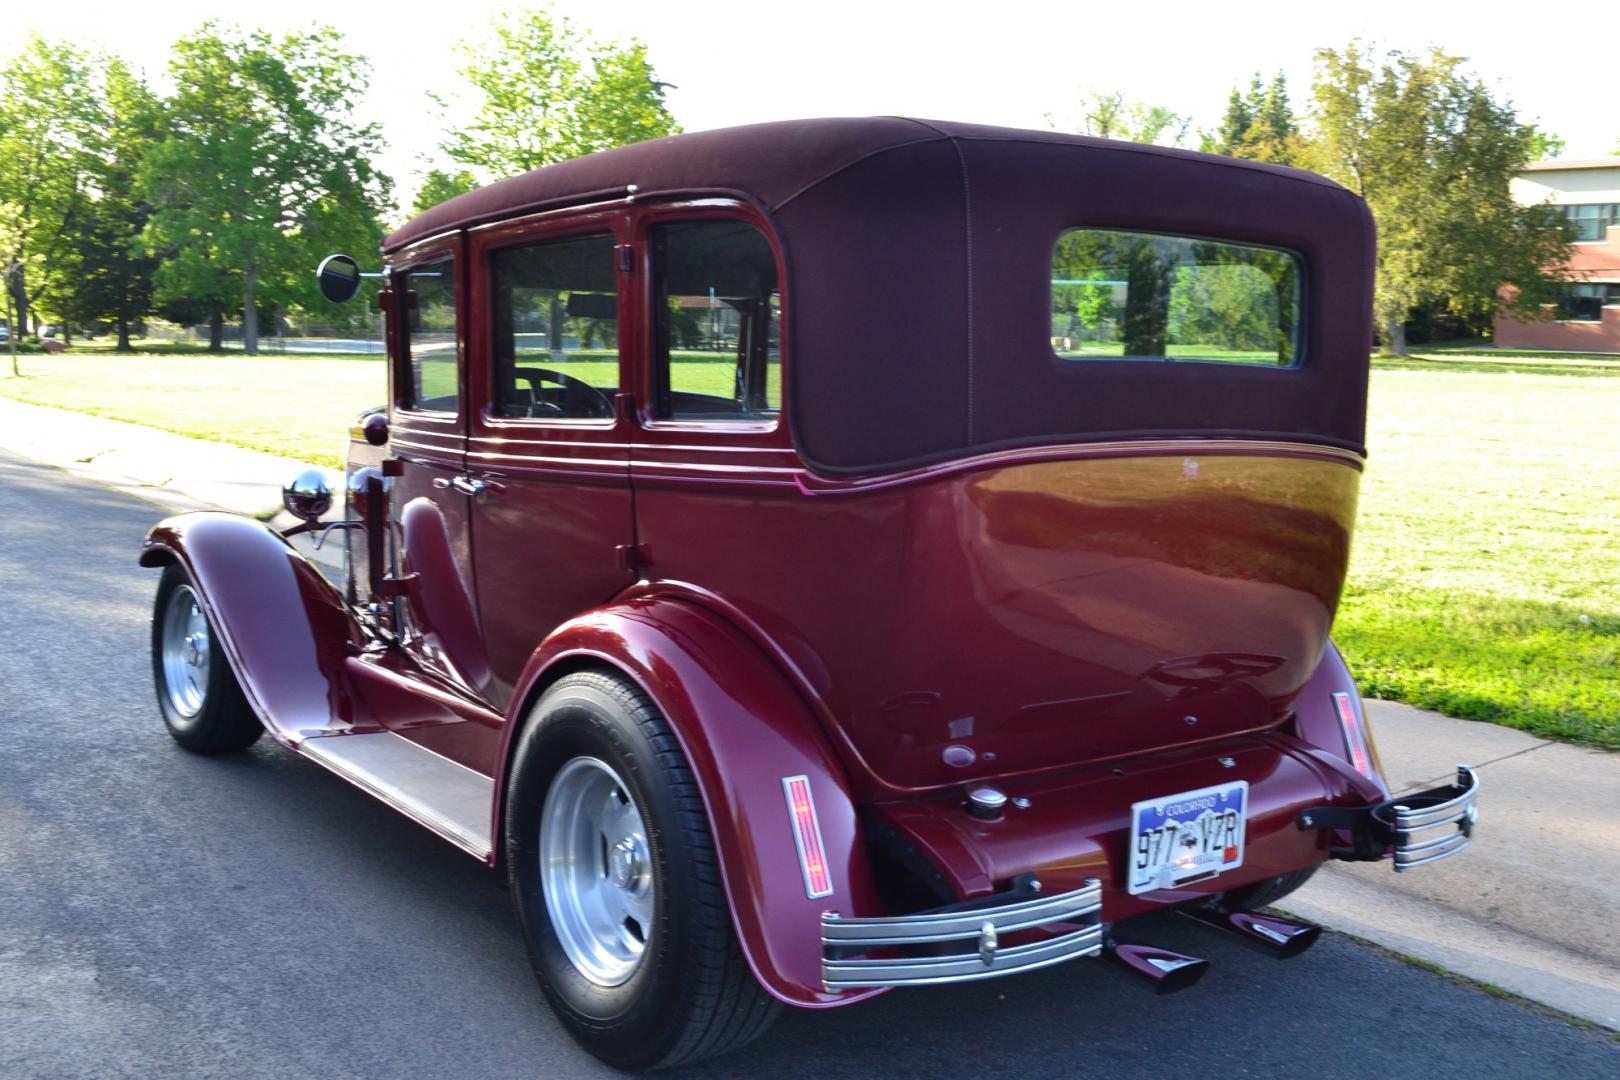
<box><xmin>505</xmin><ymin>669</ymin><xmax>777</xmax><ymax>1071</ymax></box>
<box><xmin>151</xmin><ymin>564</ymin><xmax>262</xmax><ymax>754</ymax></box>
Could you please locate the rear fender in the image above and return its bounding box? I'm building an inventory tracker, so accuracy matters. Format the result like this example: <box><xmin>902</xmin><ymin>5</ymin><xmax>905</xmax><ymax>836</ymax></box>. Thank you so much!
<box><xmin>501</xmin><ymin>596</ymin><xmax>885</xmax><ymax>1007</ymax></box>
<box><xmin>140</xmin><ymin>512</ymin><xmax>372</xmax><ymax>744</ymax></box>
<box><xmin>1291</xmin><ymin>640</ymin><xmax>1391</xmax><ymax>799</ymax></box>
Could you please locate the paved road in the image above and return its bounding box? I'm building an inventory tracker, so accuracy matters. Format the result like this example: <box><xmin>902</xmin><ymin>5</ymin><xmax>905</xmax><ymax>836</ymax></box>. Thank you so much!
<box><xmin>1</xmin><ymin>448</ymin><xmax>1616</xmax><ymax>1079</ymax></box>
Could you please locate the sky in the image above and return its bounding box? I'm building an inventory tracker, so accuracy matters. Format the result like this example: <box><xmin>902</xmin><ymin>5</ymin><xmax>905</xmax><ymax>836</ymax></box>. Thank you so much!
<box><xmin>18</xmin><ymin>0</ymin><xmax>1619</xmax><ymax>221</ymax></box>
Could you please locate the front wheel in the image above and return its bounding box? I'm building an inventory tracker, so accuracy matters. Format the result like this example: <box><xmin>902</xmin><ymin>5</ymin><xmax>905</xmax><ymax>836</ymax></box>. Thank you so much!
<box><xmin>505</xmin><ymin>670</ymin><xmax>777</xmax><ymax>1071</ymax></box>
<box><xmin>150</xmin><ymin>563</ymin><xmax>262</xmax><ymax>754</ymax></box>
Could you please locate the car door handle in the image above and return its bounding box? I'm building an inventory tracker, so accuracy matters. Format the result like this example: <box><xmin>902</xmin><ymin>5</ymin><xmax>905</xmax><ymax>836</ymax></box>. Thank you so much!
<box><xmin>431</xmin><ymin>475</ymin><xmax>492</xmax><ymax>497</ymax></box>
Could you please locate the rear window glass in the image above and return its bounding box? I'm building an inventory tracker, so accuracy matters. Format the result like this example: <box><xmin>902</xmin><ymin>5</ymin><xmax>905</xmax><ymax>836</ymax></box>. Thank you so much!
<box><xmin>1051</xmin><ymin>231</ymin><xmax>1301</xmax><ymax>366</ymax></box>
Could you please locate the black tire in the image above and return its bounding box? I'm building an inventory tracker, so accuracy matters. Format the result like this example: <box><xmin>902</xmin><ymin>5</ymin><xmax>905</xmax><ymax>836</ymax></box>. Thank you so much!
<box><xmin>1222</xmin><ymin>865</ymin><xmax>1319</xmax><ymax>911</ymax></box>
<box><xmin>150</xmin><ymin>563</ymin><xmax>263</xmax><ymax>754</ymax></box>
<box><xmin>505</xmin><ymin>669</ymin><xmax>778</xmax><ymax>1071</ymax></box>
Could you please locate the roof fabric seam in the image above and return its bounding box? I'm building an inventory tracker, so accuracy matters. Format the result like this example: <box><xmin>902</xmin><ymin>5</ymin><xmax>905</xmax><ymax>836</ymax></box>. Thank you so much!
<box><xmin>899</xmin><ymin>117</ymin><xmax>978</xmax><ymax>445</ymax></box>
<box><xmin>954</xmin><ymin>137</ymin><xmax>976</xmax><ymax>445</ymax></box>
<box><xmin>768</xmin><ymin>132</ymin><xmax>947</xmax><ymax>212</ymax></box>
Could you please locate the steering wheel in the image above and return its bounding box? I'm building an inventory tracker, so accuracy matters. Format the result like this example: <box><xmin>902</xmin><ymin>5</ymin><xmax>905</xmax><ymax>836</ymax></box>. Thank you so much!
<box><xmin>518</xmin><ymin>367</ymin><xmax>616</xmax><ymax>419</ymax></box>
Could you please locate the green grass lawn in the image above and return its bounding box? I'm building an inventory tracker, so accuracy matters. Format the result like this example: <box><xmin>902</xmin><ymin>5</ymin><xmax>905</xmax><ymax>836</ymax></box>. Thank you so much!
<box><xmin>1337</xmin><ymin>356</ymin><xmax>1619</xmax><ymax>748</ymax></box>
<box><xmin>3</xmin><ymin>348</ymin><xmax>1616</xmax><ymax>747</ymax></box>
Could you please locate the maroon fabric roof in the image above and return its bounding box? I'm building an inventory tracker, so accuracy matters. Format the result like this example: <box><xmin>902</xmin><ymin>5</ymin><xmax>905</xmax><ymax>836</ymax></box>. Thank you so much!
<box><xmin>387</xmin><ymin>118</ymin><xmax>1375</xmax><ymax>475</ymax></box>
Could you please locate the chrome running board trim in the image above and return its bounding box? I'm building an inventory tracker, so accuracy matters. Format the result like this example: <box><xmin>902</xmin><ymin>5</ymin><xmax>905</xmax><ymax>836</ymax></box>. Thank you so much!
<box><xmin>299</xmin><ymin>732</ymin><xmax>494</xmax><ymax>859</ymax></box>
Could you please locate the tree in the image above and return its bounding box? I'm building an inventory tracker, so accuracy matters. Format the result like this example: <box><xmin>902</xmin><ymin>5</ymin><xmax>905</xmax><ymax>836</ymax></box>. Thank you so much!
<box><xmin>1204</xmin><ymin>73</ymin><xmax>1303</xmax><ymax>165</ymax></box>
<box><xmin>413</xmin><ymin>167</ymin><xmax>480</xmax><ymax>214</ymax></box>
<box><xmin>1050</xmin><ymin>89</ymin><xmax>1192</xmax><ymax>147</ymax></box>
<box><xmin>0</xmin><ymin>36</ymin><xmax>102</xmax><ymax>343</ymax></box>
<box><xmin>1527</xmin><ymin>129</ymin><xmax>1566</xmax><ymax>161</ymax></box>
<box><xmin>139</xmin><ymin>24</ymin><xmax>392</xmax><ymax>355</ymax></box>
<box><xmin>433</xmin><ymin>6</ymin><xmax>680</xmax><ymax>181</ymax></box>
<box><xmin>1309</xmin><ymin>44</ymin><xmax>1572</xmax><ymax>356</ymax></box>
<box><xmin>59</xmin><ymin>60</ymin><xmax>162</xmax><ymax>350</ymax></box>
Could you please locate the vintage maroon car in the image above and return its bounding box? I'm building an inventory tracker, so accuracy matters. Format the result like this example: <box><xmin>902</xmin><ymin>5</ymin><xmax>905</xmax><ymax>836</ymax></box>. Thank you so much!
<box><xmin>141</xmin><ymin>118</ymin><xmax>1480</xmax><ymax>1070</ymax></box>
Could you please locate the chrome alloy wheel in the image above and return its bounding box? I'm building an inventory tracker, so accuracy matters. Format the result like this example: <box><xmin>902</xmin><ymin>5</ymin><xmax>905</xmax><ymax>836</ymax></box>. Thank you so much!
<box><xmin>159</xmin><ymin>584</ymin><xmax>211</xmax><ymax>719</ymax></box>
<box><xmin>540</xmin><ymin>756</ymin><xmax>655</xmax><ymax>986</ymax></box>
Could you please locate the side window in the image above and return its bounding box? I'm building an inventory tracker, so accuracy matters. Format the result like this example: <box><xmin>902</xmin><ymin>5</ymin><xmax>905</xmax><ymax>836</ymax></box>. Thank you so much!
<box><xmin>402</xmin><ymin>259</ymin><xmax>458</xmax><ymax>412</ymax></box>
<box><xmin>490</xmin><ymin>233</ymin><xmax>618</xmax><ymax>420</ymax></box>
<box><xmin>652</xmin><ymin>220</ymin><xmax>781</xmax><ymax>422</ymax></box>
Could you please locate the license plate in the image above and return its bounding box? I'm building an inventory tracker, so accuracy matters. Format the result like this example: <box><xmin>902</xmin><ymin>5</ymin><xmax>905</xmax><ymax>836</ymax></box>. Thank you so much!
<box><xmin>1126</xmin><ymin>781</ymin><xmax>1248</xmax><ymax>895</ymax></box>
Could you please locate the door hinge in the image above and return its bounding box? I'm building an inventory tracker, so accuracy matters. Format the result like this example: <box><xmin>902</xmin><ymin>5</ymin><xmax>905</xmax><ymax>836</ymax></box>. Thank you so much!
<box><xmin>616</xmin><ymin>543</ymin><xmax>651</xmax><ymax>575</ymax></box>
<box><xmin>616</xmin><ymin>244</ymin><xmax>633</xmax><ymax>274</ymax></box>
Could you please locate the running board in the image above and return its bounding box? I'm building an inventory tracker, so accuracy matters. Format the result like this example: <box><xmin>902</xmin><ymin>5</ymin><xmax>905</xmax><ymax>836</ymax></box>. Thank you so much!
<box><xmin>299</xmin><ymin>732</ymin><xmax>494</xmax><ymax>859</ymax></box>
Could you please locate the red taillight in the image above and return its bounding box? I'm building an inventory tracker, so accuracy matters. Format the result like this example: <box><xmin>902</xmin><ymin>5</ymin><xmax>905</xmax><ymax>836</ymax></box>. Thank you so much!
<box><xmin>782</xmin><ymin>775</ymin><xmax>833</xmax><ymax>899</ymax></box>
<box><xmin>1332</xmin><ymin>691</ymin><xmax>1373</xmax><ymax>778</ymax></box>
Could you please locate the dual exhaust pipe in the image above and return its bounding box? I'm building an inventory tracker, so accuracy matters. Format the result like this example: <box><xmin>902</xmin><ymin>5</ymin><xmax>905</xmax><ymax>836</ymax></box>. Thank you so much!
<box><xmin>1104</xmin><ymin>908</ymin><xmax>1322</xmax><ymax>994</ymax></box>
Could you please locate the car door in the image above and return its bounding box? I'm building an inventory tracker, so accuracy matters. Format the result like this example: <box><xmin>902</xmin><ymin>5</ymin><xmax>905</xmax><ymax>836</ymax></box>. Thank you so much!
<box><xmin>382</xmin><ymin>237</ymin><xmax>498</xmax><ymax>721</ymax></box>
<box><xmin>464</xmin><ymin>208</ymin><xmax>637</xmax><ymax>713</ymax></box>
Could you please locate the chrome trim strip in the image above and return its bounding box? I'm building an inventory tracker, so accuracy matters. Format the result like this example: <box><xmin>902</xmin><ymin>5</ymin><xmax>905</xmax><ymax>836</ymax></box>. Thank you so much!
<box><xmin>824</xmin><ymin>923</ymin><xmax>1104</xmax><ymax>989</ymax></box>
<box><xmin>821</xmin><ymin>879</ymin><xmax>1102</xmax><ymax>990</ymax></box>
<box><xmin>822</xmin><ymin>881</ymin><xmax>1101</xmax><ymax>945</ymax></box>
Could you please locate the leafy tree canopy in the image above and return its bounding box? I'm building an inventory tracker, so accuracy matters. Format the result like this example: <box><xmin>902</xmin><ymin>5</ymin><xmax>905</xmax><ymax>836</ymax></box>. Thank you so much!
<box><xmin>413</xmin><ymin>168</ymin><xmax>480</xmax><ymax>215</ymax></box>
<box><xmin>1050</xmin><ymin>88</ymin><xmax>1191</xmax><ymax>148</ymax></box>
<box><xmin>1203</xmin><ymin>72</ymin><xmax>1303</xmax><ymax>165</ymax></box>
<box><xmin>139</xmin><ymin>23</ymin><xmax>392</xmax><ymax>354</ymax></box>
<box><xmin>0</xmin><ymin>35</ymin><xmax>103</xmax><ymax>346</ymax></box>
<box><xmin>433</xmin><ymin>5</ymin><xmax>680</xmax><ymax>182</ymax></box>
<box><xmin>58</xmin><ymin>58</ymin><xmax>164</xmax><ymax>349</ymax></box>
<box><xmin>1309</xmin><ymin>44</ymin><xmax>1571</xmax><ymax>355</ymax></box>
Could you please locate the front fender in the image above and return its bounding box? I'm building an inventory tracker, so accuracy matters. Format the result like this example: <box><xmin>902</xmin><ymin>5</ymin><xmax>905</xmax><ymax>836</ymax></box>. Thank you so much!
<box><xmin>140</xmin><ymin>512</ymin><xmax>370</xmax><ymax>744</ymax></box>
<box><xmin>502</xmin><ymin>596</ymin><xmax>885</xmax><ymax>1008</ymax></box>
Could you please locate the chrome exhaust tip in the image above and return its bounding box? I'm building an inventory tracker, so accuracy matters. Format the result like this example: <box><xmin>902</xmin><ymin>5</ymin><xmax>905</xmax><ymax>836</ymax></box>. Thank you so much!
<box><xmin>1183</xmin><ymin>906</ymin><xmax>1322</xmax><ymax>960</ymax></box>
<box><xmin>1103</xmin><ymin>942</ymin><xmax>1210</xmax><ymax>995</ymax></box>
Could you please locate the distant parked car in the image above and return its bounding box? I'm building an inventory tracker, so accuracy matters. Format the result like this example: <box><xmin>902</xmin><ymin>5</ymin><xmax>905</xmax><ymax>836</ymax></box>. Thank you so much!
<box><xmin>139</xmin><ymin>118</ymin><xmax>1482</xmax><ymax>1071</ymax></box>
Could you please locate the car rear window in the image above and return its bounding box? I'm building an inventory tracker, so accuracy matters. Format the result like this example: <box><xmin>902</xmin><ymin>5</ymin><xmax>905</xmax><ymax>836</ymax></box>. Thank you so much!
<box><xmin>1050</xmin><ymin>230</ymin><xmax>1302</xmax><ymax>367</ymax></box>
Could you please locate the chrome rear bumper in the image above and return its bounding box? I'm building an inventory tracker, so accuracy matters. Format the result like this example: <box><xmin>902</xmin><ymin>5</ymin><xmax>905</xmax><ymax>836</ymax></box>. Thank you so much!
<box><xmin>1299</xmin><ymin>764</ymin><xmax>1480</xmax><ymax>870</ymax></box>
<box><xmin>822</xmin><ymin>877</ymin><xmax>1102</xmax><ymax>990</ymax></box>
<box><xmin>1381</xmin><ymin>765</ymin><xmax>1481</xmax><ymax>871</ymax></box>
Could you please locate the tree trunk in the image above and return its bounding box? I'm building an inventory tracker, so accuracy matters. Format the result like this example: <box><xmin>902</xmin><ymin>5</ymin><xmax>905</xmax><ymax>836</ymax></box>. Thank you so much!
<box><xmin>208</xmin><ymin>312</ymin><xmax>224</xmax><ymax>352</ymax></box>
<box><xmin>11</xmin><ymin>277</ymin><xmax>28</xmax><ymax>340</ymax></box>
<box><xmin>243</xmin><ymin>267</ymin><xmax>259</xmax><ymax>356</ymax></box>
<box><xmin>6</xmin><ymin>288</ymin><xmax>20</xmax><ymax>378</ymax></box>
<box><xmin>1382</xmin><ymin>317</ymin><xmax>1409</xmax><ymax>358</ymax></box>
<box><xmin>116</xmin><ymin>315</ymin><xmax>131</xmax><ymax>352</ymax></box>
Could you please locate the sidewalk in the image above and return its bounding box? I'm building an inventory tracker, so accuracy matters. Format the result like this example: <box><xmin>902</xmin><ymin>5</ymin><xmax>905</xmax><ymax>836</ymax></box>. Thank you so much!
<box><xmin>1</xmin><ymin>398</ymin><xmax>1615</xmax><ymax>1029</ymax></box>
<box><xmin>1289</xmin><ymin>701</ymin><xmax>1620</xmax><ymax>1030</ymax></box>
<box><xmin>0</xmin><ymin>396</ymin><xmax>341</xmax><ymax>569</ymax></box>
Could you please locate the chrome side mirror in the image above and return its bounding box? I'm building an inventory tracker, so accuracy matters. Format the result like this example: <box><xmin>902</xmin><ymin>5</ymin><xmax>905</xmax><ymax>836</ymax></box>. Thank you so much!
<box><xmin>317</xmin><ymin>254</ymin><xmax>363</xmax><ymax>303</ymax></box>
<box><xmin>282</xmin><ymin>469</ymin><xmax>334</xmax><ymax>524</ymax></box>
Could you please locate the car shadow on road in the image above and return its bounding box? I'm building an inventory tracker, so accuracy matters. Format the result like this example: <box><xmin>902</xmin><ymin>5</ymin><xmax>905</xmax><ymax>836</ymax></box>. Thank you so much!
<box><xmin>203</xmin><ymin>744</ymin><xmax>1620</xmax><ymax>1080</ymax></box>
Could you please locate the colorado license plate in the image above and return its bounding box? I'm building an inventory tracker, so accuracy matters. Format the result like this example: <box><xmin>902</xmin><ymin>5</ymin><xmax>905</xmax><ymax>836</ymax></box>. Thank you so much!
<box><xmin>1126</xmin><ymin>781</ymin><xmax>1248</xmax><ymax>895</ymax></box>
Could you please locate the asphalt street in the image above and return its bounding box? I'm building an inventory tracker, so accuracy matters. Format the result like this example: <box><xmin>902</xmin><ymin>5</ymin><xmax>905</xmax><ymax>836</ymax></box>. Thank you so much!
<box><xmin>1</xmin><ymin>447</ymin><xmax>1616</xmax><ymax>1080</ymax></box>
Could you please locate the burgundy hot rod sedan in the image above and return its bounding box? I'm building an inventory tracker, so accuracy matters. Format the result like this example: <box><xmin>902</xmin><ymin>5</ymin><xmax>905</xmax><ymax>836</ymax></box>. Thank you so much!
<box><xmin>142</xmin><ymin>118</ymin><xmax>1479</xmax><ymax>1070</ymax></box>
